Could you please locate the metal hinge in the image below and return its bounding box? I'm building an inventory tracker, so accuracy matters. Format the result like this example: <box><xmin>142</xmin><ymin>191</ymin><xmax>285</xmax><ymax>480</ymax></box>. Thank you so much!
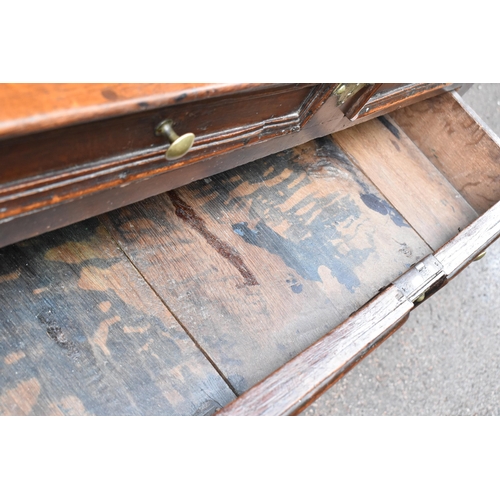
<box><xmin>393</xmin><ymin>255</ymin><xmax>446</xmax><ymax>303</ymax></box>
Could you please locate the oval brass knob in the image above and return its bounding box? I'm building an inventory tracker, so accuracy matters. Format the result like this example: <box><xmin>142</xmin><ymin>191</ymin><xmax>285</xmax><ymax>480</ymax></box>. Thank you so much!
<box><xmin>155</xmin><ymin>119</ymin><xmax>195</xmax><ymax>160</ymax></box>
<box><xmin>473</xmin><ymin>251</ymin><xmax>486</xmax><ymax>261</ymax></box>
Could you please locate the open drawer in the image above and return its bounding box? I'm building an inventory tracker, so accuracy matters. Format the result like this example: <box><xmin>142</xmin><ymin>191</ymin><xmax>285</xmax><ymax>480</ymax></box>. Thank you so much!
<box><xmin>1</xmin><ymin>90</ymin><xmax>499</xmax><ymax>416</ymax></box>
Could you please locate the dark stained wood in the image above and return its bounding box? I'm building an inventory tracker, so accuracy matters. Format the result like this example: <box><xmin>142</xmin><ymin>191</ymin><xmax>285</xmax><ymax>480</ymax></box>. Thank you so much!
<box><xmin>346</xmin><ymin>83</ymin><xmax>451</xmax><ymax>121</ymax></box>
<box><xmin>0</xmin><ymin>84</ymin><xmax>341</xmax><ymax>249</ymax></box>
<box><xmin>0</xmin><ymin>84</ymin><xmax>319</xmax><ymax>186</ymax></box>
<box><xmin>1</xmin><ymin>83</ymin><xmax>497</xmax><ymax>416</ymax></box>
<box><xmin>342</xmin><ymin>83</ymin><xmax>387</xmax><ymax>118</ymax></box>
<box><xmin>0</xmin><ymin>219</ymin><xmax>235</xmax><ymax>415</ymax></box>
<box><xmin>390</xmin><ymin>91</ymin><xmax>500</xmax><ymax>214</ymax></box>
<box><xmin>333</xmin><ymin>115</ymin><xmax>478</xmax><ymax>250</ymax></box>
<box><xmin>0</xmin><ymin>83</ymin><xmax>287</xmax><ymax>139</ymax></box>
<box><xmin>0</xmin><ymin>84</ymin><xmax>326</xmax><ymax>210</ymax></box>
<box><xmin>336</xmin><ymin>84</ymin><xmax>383</xmax><ymax>115</ymax></box>
<box><xmin>215</xmin><ymin>286</ymin><xmax>414</xmax><ymax>416</ymax></box>
<box><xmin>101</xmin><ymin>135</ymin><xmax>431</xmax><ymax>395</ymax></box>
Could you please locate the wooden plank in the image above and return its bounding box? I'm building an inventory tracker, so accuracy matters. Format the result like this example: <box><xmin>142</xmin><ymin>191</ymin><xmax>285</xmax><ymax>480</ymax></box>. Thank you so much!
<box><xmin>390</xmin><ymin>91</ymin><xmax>500</xmax><ymax>214</ymax></box>
<box><xmin>436</xmin><ymin>200</ymin><xmax>500</xmax><ymax>278</ymax></box>
<box><xmin>216</xmin><ymin>286</ymin><xmax>413</xmax><ymax>416</ymax></box>
<box><xmin>0</xmin><ymin>219</ymin><xmax>235</xmax><ymax>415</ymax></box>
<box><xmin>333</xmin><ymin>115</ymin><xmax>478</xmax><ymax>250</ymax></box>
<box><xmin>216</xmin><ymin>199</ymin><xmax>500</xmax><ymax>416</ymax></box>
<box><xmin>101</xmin><ymin>135</ymin><xmax>432</xmax><ymax>394</ymax></box>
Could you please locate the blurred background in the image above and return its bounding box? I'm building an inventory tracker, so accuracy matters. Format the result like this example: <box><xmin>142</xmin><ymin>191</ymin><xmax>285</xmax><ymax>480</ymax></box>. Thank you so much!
<box><xmin>301</xmin><ymin>84</ymin><xmax>500</xmax><ymax>416</ymax></box>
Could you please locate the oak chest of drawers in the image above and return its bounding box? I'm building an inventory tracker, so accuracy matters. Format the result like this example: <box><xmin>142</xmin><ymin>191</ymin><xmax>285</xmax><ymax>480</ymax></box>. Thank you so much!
<box><xmin>1</xmin><ymin>83</ymin><xmax>499</xmax><ymax>416</ymax></box>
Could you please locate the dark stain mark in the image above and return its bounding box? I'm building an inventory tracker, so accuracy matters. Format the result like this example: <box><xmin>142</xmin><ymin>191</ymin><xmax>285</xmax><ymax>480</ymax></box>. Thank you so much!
<box><xmin>168</xmin><ymin>192</ymin><xmax>258</xmax><ymax>287</ymax></box>
<box><xmin>137</xmin><ymin>101</ymin><xmax>149</xmax><ymax>109</ymax></box>
<box><xmin>378</xmin><ymin>116</ymin><xmax>400</xmax><ymax>139</ymax></box>
<box><xmin>37</xmin><ymin>310</ymin><xmax>80</xmax><ymax>360</ymax></box>
<box><xmin>397</xmin><ymin>242</ymin><xmax>413</xmax><ymax>257</ymax></box>
<box><xmin>233</xmin><ymin>221</ymin><xmax>361</xmax><ymax>292</ymax></box>
<box><xmin>308</xmin><ymin>136</ymin><xmax>363</xmax><ymax>180</ymax></box>
<box><xmin>175</xmin><ymin>92</ymin><xmax>188</xmax><ymax>103</ymax></box>
<box><xmin>286</xmin><ymin>277</ymin><xmax>303</xmax><ymax>294</ymax></box>
<box><xmin>102</xmin><ymin>89</ymin><xmax>119</xmax><ymax>101</ymax></box>
<box><xmin>190</xmin><ymin>136</ymin><xmax>421</xmax><ymax>294</ymax></box>
<box><xmin>360</xmin><ymin>193</ymin><xmax>409</xmax><ymax>228</ymax></box>
<box><xmin>390</xmin><ymin>139</ymin><xmax>401</xmax><ymax>152</ymax></box>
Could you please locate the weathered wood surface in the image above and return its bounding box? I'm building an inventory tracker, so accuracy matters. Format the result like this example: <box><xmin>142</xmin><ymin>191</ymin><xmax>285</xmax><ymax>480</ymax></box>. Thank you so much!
<box><xmin>390</xmin><ymin>91</ymin><xmax>500</xmax><ymax>214</ymax></box>
<box><xmin>216</xmin><ymin>286</ymin><xmax>413</xmax><ymax>416</ymax></box>
<box><xmin>102</xmin><ymin>135</ymin><xmax>431</xmax><ymax>394</ymax></box>
<box><xmin>334</xmin><ymin>115</ymin><xmax>478</xmax><ymax>250</ymax></box>
<box><xmin>436</xmin><ymin>199</ymin><xmax>500</xmax><ymax>278</ymax></box>
<box><xmin>0</xmin><ymin>219</ymin><xmax>235</xmax><ymax>415</ymax></box>
<box><xmin>217</xmin><ymin>199</ymin><xmax>500</xmax><ymax>416</ymax></box>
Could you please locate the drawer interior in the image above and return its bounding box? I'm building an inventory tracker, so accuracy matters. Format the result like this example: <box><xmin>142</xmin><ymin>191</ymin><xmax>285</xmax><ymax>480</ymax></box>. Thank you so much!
<box><xmin>1</xmin><ymin>91</ymin><xmax>499</xmax><ymax>415</ymax></box>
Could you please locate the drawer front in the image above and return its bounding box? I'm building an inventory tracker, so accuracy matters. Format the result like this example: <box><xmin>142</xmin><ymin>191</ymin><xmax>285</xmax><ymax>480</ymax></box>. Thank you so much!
<box><xmin>344</xmin><ymin>83</ymin><xmax>454</xmax><ymax>121</ymax></box>
<box><xmin>0</xmin><ymin>84</ymin><xmax>334</xmax><ymax>222</ymax></box>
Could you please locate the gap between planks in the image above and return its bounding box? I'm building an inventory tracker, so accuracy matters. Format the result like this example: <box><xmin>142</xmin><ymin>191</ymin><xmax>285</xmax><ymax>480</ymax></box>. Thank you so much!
<box><xmin>333</xmin><ymin>115</ymin><xmax>478</xmax><ymax>251</ymax></box>
<box><xmin>97</xmin><ymin>216</ymin><xmax>240</xmax><ymax>398</ymax></box>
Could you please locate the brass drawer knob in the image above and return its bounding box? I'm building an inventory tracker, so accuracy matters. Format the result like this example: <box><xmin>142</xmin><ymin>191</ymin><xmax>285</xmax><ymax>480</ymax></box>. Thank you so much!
<box><xmin>155</xmin><ymin>119</ymin><xmax>195</xmax><ymax>160</ymax></box>
<box><xmin>473</xmin><ymin>251</ymin><xmax>486</xmax><ymax>261</ymax></box>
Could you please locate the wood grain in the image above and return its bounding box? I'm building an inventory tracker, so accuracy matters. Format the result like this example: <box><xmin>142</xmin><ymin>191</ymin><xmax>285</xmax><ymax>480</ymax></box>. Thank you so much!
<box><xmin>333</xmin><ymin>115</ymin><xmax>478</xmax><ymax>250</ymax></box>
<box><xmin>436</xmin><ymin>199</ymin><xmax>500</xmax><ymax>277</ymax></box>
<box><xmin>216</xmin><ymin>286</ymin><xmax>413</xmax><ymax>415</ymax></box>
<box><xmin>216</xmin><ymin>200</ymin><xmax>500</xmax><ymax>416</ymax></box>
<box><xmin>101</xmin><ymin>135</ymin><xmax>431</xmax><ymax>394</ymax></box>
<box><xmin>390</xmin><ymin>91</ymin><xmax>500</xmax><ymax>214</ymax></box>
<box><xmin>0</xmin><ymin>219</ymin><xmax>235</xmax><ymax>415</ymax></box>
<box><xmin>0</xmin><ymin>83</ymin><xmax>288</xmax><ymax>139</ymax></box>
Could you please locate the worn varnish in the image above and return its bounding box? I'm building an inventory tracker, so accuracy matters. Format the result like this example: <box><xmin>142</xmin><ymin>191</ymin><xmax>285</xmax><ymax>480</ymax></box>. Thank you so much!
<box><xmin>0</xmin><ymin>219</ymin><xmax>235</xmax><ymax>415</ymax></box>
<box><xmin>101</xmin><ymin>135</ymin><xmax>431</xmax><ymax>394</ymax></box>
<box><xmin>334</xmin><ymin>115</ymin><xmax>478</xmax><ymax>250</ymax></box>
<box><xmin>390</xmin><ymin>91</ymin><xmax>500</xmax><ymax>214</ymax></box>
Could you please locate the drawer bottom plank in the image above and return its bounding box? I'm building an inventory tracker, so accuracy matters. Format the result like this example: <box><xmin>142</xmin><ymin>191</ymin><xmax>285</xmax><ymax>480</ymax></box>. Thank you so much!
<box><xmin>0</xmin><ymin>220</ymin><xmax>235</xmax><ymax>416</ymax></box>
<box><xmin>333</xmin><ymin>115</ymin><xmax>478</xmax><ymax>251</ymax></box>
<box><xmin>101</xmin><ymin>135</ymin><xmax>431</xmax><ymax>395</ymax></box>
